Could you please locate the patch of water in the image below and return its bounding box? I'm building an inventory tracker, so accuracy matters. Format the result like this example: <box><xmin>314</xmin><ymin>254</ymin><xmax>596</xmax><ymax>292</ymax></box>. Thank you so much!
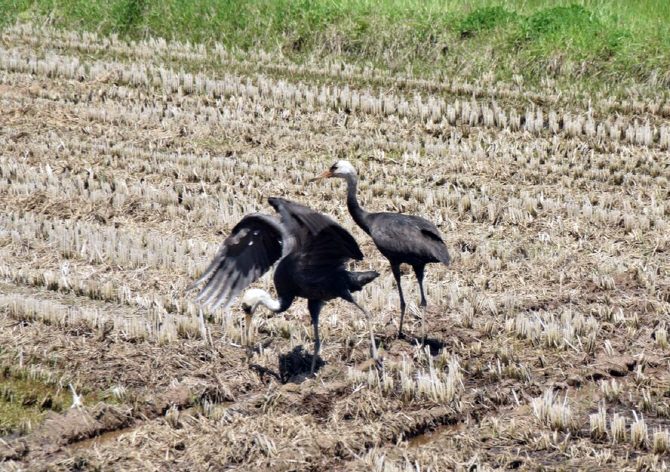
<box><xmin>68</xmin><ymin>402</ymin><xmax>235</xmax><ymax>451</ymax></box>
<box><xmin>69</xmin><ymin>425</ymin><xmax>138</xmax><ymax>451</ymax></box>
<box><xmin>407</xmin><ymin>422</ymin><xmax>463</xmax><ymax>448</ymax></box>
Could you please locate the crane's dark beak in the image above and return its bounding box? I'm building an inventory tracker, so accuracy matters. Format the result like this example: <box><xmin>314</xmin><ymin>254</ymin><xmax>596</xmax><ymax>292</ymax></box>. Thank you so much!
<box><xmin>309</xmin><ymin>170</ymin><xmax>333</xmax><ymax>183</ymax></box>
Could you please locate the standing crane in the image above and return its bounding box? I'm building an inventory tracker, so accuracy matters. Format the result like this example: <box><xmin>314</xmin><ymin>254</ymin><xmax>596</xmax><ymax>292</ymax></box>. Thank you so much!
<box><xmin>189</xmin><ymin>197</ymin><xmax>379</xmax><ymax>375</ymax></box>
<box><xmin>312</xmin><ymin>161</ymin><xmax>451</xmax><ymax>339</ymax></box>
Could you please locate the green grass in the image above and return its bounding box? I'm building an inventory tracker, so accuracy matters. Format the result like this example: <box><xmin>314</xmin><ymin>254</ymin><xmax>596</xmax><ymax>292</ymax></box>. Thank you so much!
<box><xmin>1</xmin><ymin>0</ymin><xmax>669</xmax><ymax>90</ymax></box>
<box><xmin>0</xmin><ymin>374</ymin><xmax>72</xmax><ymax>435</ymax></box>
<box><xmin>0</xmin><ymin>356</ymin><xmax>125</xmax><ymax>436</ymax></box>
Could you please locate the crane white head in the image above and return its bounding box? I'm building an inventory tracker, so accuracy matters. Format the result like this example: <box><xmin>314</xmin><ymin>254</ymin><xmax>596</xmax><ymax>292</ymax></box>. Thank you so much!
<box><xmin>241</xmin><ymin>288</ymin><xmax>268</xmax><ymax>314</ymax></box>
<box><xmin>241</xmin><ymin>288</ymin><xmax>280</xmax><ymax>314</ymax></box>
<box><xmin>311</xmin><ymin>160</ymin><xmax>357</xmax><ymax>181</ymax></box>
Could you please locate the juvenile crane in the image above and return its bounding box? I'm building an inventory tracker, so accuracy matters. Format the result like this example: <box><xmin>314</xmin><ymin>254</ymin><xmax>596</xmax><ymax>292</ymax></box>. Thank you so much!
<box><xmin>189</xmin><ymin>197</ymin><xmax>379</xmax><ymax>375</ymax></box>
<box><xmin>312</xmin><ymin>161</ymin><xmax>451</xmax><ymax>339</ymax></box>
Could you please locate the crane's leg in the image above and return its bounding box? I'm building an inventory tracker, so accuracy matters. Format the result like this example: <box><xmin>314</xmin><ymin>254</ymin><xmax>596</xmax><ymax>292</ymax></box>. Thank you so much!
<box><xmin>413</xmin><ymin>264</ymin><xmax>428</xmax><ymax>308</ymax></box>
<box><xmin>307</xmin><ymin>299</ymin><xmax>324</xmax><ymax>375</ymax></box>
<box><xmin>413</xmin><ymin>264</ymin><xmax>428</xmax><ymax>344</ymax></box>
<box><xmin>391</xmin><ymin>263</ymin><xmax>406</xmax><ymax>338</ymax></box>
<box><xmin>343</xmin><ymin>293</ymin><xmax>379</xmax><ymax>361</ymax></box>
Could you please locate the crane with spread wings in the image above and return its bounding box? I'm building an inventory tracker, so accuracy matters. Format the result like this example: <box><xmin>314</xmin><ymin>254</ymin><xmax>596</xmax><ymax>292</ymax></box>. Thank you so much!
<box><xmin>189</xmin><ymin>197</ymin><xmax>379</xmax><ymax>375</ymax></box>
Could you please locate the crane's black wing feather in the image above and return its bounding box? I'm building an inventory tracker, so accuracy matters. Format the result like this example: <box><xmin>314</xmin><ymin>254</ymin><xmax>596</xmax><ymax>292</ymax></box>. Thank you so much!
<box><xmin>190</xmin><ymin>214</ymin><xmax>286</xmax><ymax>310</ymax></box>
<box><xmin>268</xmin><ymin>197</ymin><xmax>363</xmax><ymax>270</ymax></box>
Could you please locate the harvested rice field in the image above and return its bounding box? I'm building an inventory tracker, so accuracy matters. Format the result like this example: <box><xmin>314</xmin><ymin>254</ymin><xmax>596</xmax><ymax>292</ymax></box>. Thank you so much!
<box><xmin>1</xmin><ymin>22</ymin><xmax>670</xmax><ymax>471</ymax></box>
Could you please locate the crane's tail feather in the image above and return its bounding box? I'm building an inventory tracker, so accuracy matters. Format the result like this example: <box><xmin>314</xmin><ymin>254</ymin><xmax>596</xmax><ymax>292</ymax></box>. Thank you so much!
<box><xmin>348</xmin><ymin>270</ymin><xmax>380</xmax><ymax>292</ymax></box>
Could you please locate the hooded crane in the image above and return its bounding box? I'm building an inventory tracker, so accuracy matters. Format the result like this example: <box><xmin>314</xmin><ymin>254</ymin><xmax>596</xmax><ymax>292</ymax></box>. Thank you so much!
<box><xmin>189</xmin><ymin>197</ymin><xmax>379</xmax><ymax>375</ymax></box>
<box><xmin>312</xmin><ymin>161</ymin><xmax>451</xmax><ymax>339</ymax></box>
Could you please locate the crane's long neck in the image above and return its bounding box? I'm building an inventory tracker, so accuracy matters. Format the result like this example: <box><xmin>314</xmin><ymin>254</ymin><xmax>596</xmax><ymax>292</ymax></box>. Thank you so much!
<box><xmin>345</xmin><ymin>174</ymin><xmax>371</xmax><ymax>234</ymax></box>
<box><xmin>250</xmin><ymin>290</ymin><xmax>293</xmax><ymax>314</ymax></box>
<box><xmin>257</xmin><ymin>293</ymin><xmax>282</xmax><ymax>312</ymax></box>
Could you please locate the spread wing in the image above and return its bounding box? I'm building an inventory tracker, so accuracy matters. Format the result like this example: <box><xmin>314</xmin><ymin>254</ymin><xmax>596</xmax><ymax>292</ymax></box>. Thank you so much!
<box><xmin>268</xmin><ymin>197</ymin><xmax>363</xmax><ymax>270</ymax></box>
<box><xmin>189</xmin><ymin>213</ymin><xmax>287</xmax><ymax>310</ymax></box>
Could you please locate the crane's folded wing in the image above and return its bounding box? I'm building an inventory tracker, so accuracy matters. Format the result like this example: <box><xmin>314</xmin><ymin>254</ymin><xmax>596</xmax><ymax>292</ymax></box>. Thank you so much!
<box><xmin>368</xmin><ymin>213</ymin><xmax>451</xmax><ymax>265</ymax></box>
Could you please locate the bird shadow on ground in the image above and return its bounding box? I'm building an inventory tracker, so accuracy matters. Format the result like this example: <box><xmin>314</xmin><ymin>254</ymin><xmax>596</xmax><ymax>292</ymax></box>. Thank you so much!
<box><xmin>248</xmin><ymin>363</ymin><xmax>281</xmax><ymax>383</ymax></box>
<box><xmin>279</xmin><ymin>345</ymin><xmax>324</xmax><ymax>384</ymax></box>
<box><xmin>248</xmin><ymin>345</ymin><xmax>324</xmax><ymax>384</ymax></box>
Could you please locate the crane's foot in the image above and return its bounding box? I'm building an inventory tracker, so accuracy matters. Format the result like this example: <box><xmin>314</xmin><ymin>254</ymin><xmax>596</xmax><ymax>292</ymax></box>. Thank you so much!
<box><xmin>308</xmin><ymin>353</ymin><xmax>326</xmax><ymax>377</ymax></box>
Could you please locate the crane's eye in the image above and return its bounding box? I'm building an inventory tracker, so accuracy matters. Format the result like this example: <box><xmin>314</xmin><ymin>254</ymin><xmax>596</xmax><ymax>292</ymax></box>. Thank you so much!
<box><xmin>330</xmin><ymin>164</ymin><xmax>337</xmax><ymax>172</ymax></box>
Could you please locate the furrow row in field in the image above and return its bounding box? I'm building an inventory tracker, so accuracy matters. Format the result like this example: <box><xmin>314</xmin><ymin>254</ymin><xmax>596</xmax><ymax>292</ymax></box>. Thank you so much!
<box><xmin>0</xmin><ymin>212</ymin><xmax>215</xmax><ymax>275</ymax></box>
<box><xmin>2</xmin><ymin>46</ymin><xmax>670</xmax><ymax>150</ymax></box>
<box><xmin>3</xmin><ymin>22</ymin><xmax>669</xmax><ymax>120</ymax></box>
<box><xmin>0</xmin><ymin>289</ymin><xmax>201</xmax><ymax>345</ymax></box>
<box><xmin>0</xmin><ymin>264</ymin><xmax>345</xmax><ymax>354</ymax></box>
<box><xmin>2</xmin><ymin>70</ymin><xmax>669</xmax><ymax>188</ymax></box>
<box><xmin>2</xmin><ymin>140</ymin><xmax>667</xmax><ymax>246</ymax></box>
<box><xmin>4</xmin><ymin>67</ymin><xmax>670</xmax><ymax>193</ymax></box>
<box><xmin>2</xmin><ymin>92</ymin><xmax>669</xmax><ymax>231</ymax></box>
<box><xmin>0</xmin><ymin>210</ymin><xmax>241</xmax><ymax>323</ymax></box>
